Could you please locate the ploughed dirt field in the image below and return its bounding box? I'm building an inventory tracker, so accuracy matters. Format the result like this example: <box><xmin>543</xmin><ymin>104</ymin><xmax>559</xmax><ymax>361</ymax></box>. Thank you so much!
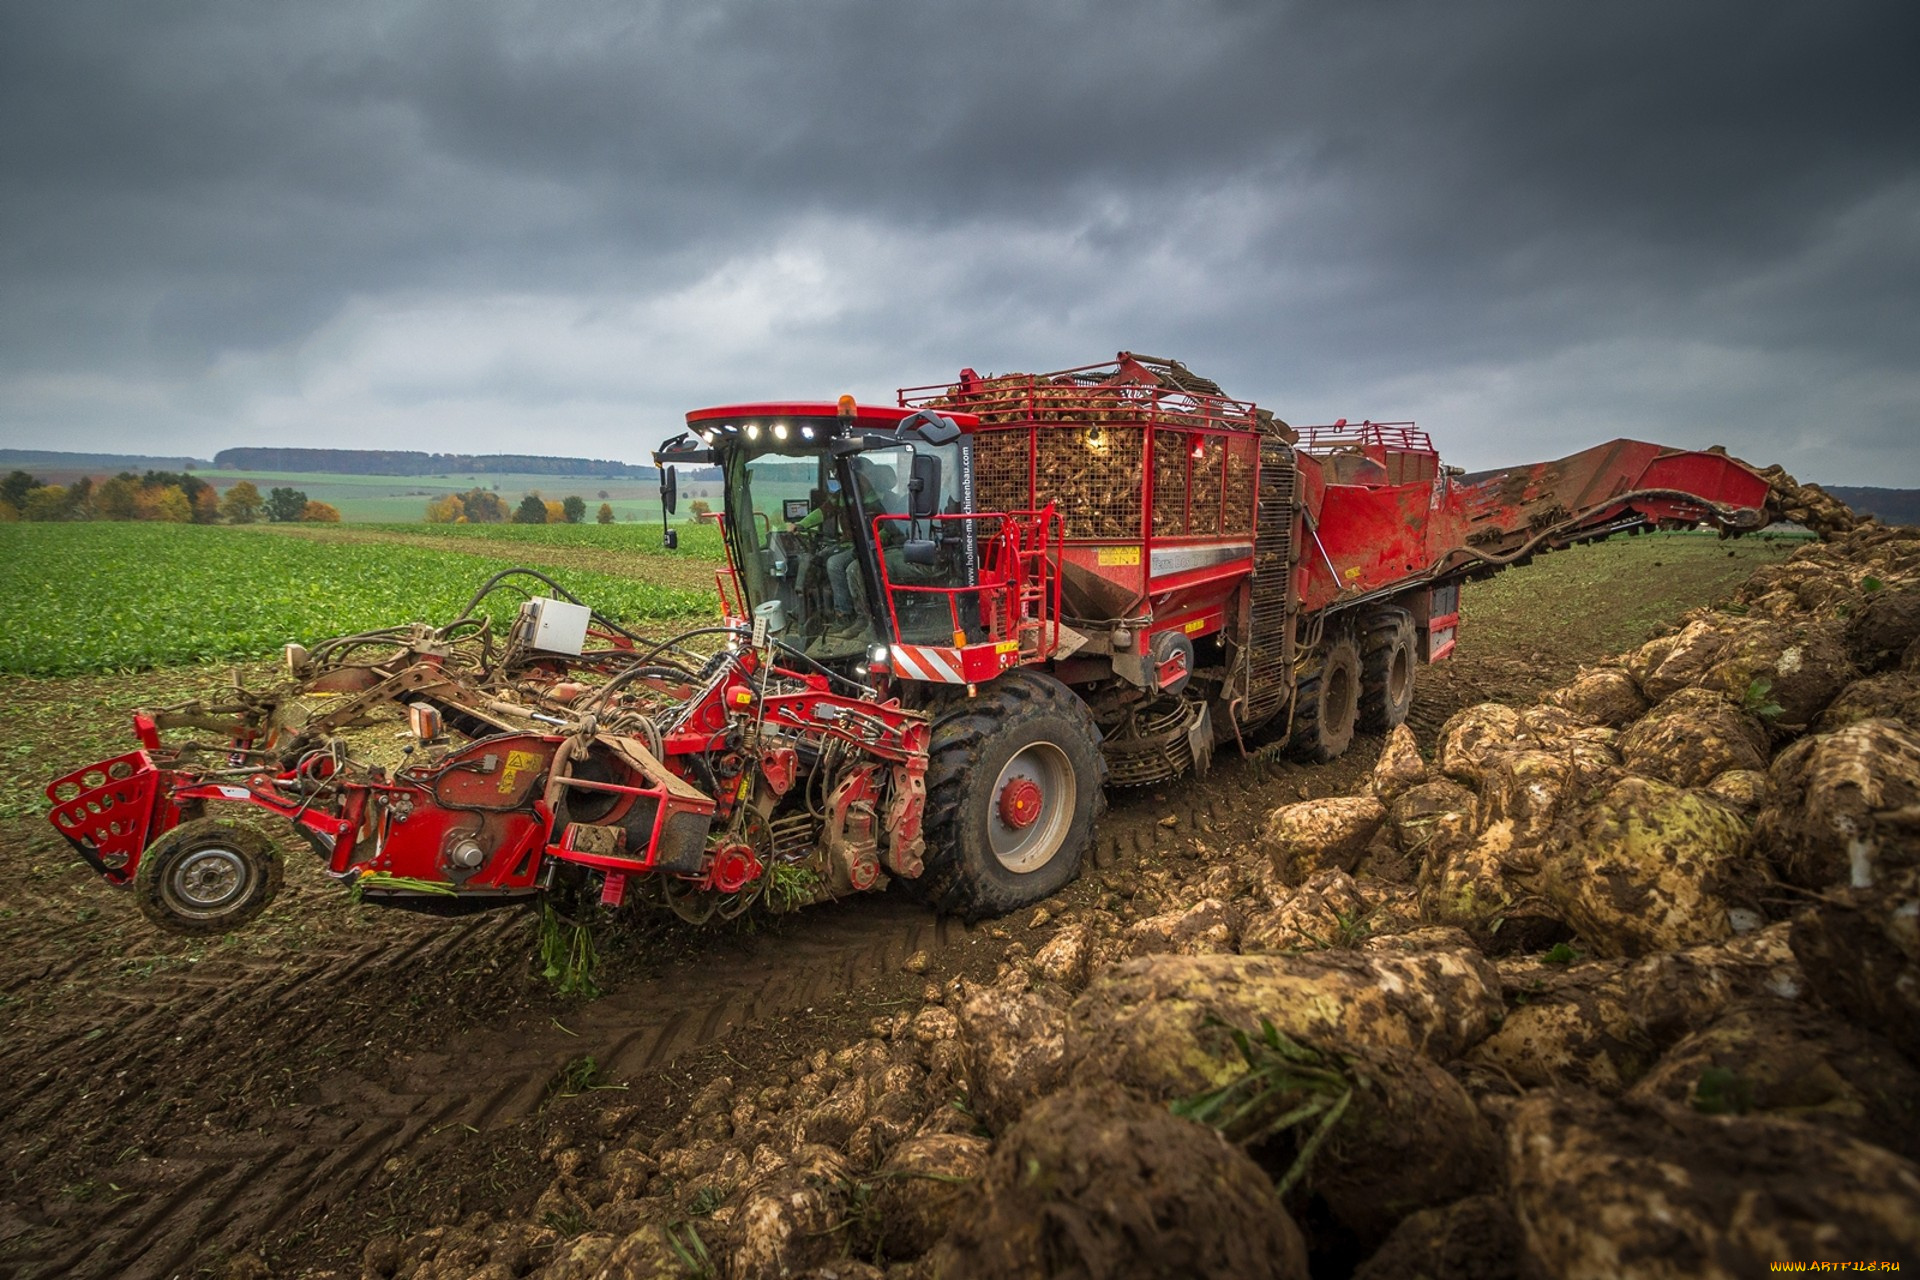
<box><xmin>8</xmin><ymin>527</ymin><xmax>1912</xmax><ymax>1280</ymax></box>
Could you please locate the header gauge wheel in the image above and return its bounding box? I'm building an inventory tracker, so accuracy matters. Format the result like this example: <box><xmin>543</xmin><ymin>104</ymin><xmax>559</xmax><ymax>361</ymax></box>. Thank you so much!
<box><xmin>134</xmin><ymin>815</ymin><xmax>284</xmax><ymax>935</ymax></box>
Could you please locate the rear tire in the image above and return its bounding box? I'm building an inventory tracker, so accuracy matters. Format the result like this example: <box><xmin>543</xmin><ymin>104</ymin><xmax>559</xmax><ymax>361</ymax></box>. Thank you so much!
<box><xmin>913</xmin><ymin>669</ymin><xmax>1106</xmax><ymax>920</ymax></box>
<box><xmin>1289</xmin><ymin>631</ymin><xmax>1361</xmax><ymax>762</ymax></box>
<box><xmin>134</xmin><ymin>815</ymin><xmax>284</xmax><ymax>935</ymax></box>
<box><xmin>1359</xmin><ymin>608</ymin><xmax>1417</xmax><ymax>733</ymax></box>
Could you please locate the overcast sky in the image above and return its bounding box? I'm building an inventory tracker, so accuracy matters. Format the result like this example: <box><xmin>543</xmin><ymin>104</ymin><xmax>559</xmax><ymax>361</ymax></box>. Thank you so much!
<box><xmin>2</xmin><ymin>1</ymin><xmax>1914</xmax><ymax>484</ymax></box>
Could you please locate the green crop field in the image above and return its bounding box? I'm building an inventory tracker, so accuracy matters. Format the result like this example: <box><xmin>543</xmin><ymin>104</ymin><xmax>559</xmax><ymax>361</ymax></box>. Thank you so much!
<box><xmin>0</xmin><ymin>522</ymin><xmax>725</xmax><ymax>677</ymax></box>
<box><xmin>355</xmin><ymin>519</ymin><xmax>728</xmax><ymax>556</ymax></box>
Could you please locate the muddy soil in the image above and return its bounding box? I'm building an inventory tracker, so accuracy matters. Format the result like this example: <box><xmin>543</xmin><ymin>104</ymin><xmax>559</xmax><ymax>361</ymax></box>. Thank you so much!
<box><xmin>0</xmin><ymin>532</ymin><xmax>1790</xmax><ymax>1279</ymax></box>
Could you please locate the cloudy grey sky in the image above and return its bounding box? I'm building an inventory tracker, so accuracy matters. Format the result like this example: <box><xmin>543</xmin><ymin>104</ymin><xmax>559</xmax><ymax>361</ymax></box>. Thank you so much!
<box><xmin>2</xmin><ymin>1</ymin><xmax>1915</xmax><ymax>483</ymax></box>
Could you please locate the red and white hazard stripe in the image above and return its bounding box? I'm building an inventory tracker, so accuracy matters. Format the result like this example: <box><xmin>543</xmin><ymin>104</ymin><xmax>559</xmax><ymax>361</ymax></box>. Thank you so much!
<box><xmin>889</xmin><ymin>644</ymin><xmax>966</xmax><ymax>683</ymax></box>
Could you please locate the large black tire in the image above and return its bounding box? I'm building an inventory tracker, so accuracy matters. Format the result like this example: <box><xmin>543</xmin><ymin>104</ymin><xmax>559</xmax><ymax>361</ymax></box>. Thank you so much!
<box><xmin>1359</xmin><ymin>608</ymin><xmax>1417</xmax><ymax>733</ymax></box>
<box><xmin>913</xmin><ymin>669</ymin><xmax>1106</xmax><ymax>920</ymax></box>
<box><xmin>134</xmin><ymin>814</ymin><xmax>285</xmax><ymax>935</ymax></box>
<box><xmin>1289</xmin><ymin>631</ymin><xmax>1361</xmax><ymax>762</ymax></box>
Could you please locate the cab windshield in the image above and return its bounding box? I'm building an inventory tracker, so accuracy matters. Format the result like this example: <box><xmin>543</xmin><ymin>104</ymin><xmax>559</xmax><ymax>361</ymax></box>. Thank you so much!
<box><xmin>718</xmin><ymin>424</ymin><xmax>972</xmax><ymax>655</ymax></box>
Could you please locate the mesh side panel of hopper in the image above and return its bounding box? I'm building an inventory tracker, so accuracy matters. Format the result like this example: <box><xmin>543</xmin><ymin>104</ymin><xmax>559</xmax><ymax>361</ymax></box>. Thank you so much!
<box><xmin>1034</xmin><ymin>424</ymin><xmax>1144</xmax><ymax>540</ymax></box>
<box><xmin>1153</xmin><ymin>429</ymin><xmax>1191</xmax><ymax>537</ymax></box>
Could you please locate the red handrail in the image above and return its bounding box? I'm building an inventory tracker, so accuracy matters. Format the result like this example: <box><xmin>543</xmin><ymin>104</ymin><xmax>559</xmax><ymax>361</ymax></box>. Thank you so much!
<box><xmin>1299</xmin><ymin>420</ymin><xmax>1434</xmax><ymax>454</ymax></box>
<box><xmin>872</xmin><ymin>508</ymin><xmax>1061</xmax><ymax>658</ymax></box>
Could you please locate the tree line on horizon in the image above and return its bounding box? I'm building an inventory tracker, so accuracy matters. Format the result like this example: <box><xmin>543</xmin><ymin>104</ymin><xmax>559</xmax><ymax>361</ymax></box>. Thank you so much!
<box><xmin>213</xmin><ymin>447</ymin><xmax>651</xmax><ymax>478</ymax></box>
<box><xmin>0</xmin><ymin>469</ymin><xmax>339</xmax><ymax>524</ymax></box>
<box><xmin>3</xmin><ymin>468</ymin><xmax>627</xmax><ymax>528</ymax></box>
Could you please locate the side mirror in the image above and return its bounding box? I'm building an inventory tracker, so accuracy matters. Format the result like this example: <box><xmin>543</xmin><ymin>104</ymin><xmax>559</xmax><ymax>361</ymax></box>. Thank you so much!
<box><xmin>896</xmin><ymin>409</ymin><xmax>961</xmax><ymax>446</ymax></box>
<box><xmin>660</xmin><ymin>465</ymin><xmax>679</xmax><ymax>515</ymax></box>
<box><xmin>908</xmin><ymin>454</ymin><xmax>941</xmax><ymax>520</ymax></box>
<box><xmin>903</xmin><ymin>538</ymin><xmax>940</xmax><ymax>566</ymax></box>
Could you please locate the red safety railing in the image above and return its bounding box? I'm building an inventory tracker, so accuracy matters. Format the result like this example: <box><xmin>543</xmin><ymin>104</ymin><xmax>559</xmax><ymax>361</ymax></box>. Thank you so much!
<box><xmin>872</xmin><ymin>508</ymin><xmax>1062</xmax><ymax>658</ymax></box>
<box><xmin>1299</xmin><ymin>420</ymin><xmax>1435</xmax><ymax>454</ymax></box>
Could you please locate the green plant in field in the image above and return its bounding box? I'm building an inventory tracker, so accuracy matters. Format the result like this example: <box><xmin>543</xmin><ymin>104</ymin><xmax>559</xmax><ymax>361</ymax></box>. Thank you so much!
<box><xmin>1297</xmin><ymin>906</ymin><xmax>1373</xmax><ymax>951</ymax></box>
<box><xmin>1741</xmin><ymin>677</ymin><xmax>1784</xmax><ymax>720</ymax></box>
<box><xmin>665</xmin><ymin>1221</ymin><xmax>715</xmax><ymax>1279</ymax></box>
<box><xmin>764</xmin><ymin>863</ymin><xmax>822</xmax><ymax>913</ymax></box>
<box><xmin>1690</xmin><ymin>1066</ymin><xmax>1755</xmax><ymax>1116</ymax></box>
<box><xmin>1169</xmin><ymin>1018</ymin><xmax>1359</xmax><ymax>1198</ymax></box>
<box><xmin>1863</xmin><ymin>575</ymin><xmax>1885</xmax><ymax>593</ymax></box>
<box><xmin>547</xmin><ymin>1053</ymin><xmax>607</xmax><ymax>1099</ymax></box>
<box><xmin>353</xmin><ymin>871</ymin><xmax>458</xmax><ymax>897</ymax></box>
<box><xmin>1542</xmin><ymin>941</ymin><xmax>1584</xmax><ymax>965</ymax></box>
<box><xmin>541</xmin><ymin>1206</ymin><xmax>588</xmax><ymax>1235</ymax></box>
<box><xmin>687</xmin><ymin>1184</ymin><xmax>725</xmax><ymax>1216</ymax></box>
<box><xmin>538</xmin><ymin>901</ymin><xmax>600</xmax><ymax>998</ymax></box>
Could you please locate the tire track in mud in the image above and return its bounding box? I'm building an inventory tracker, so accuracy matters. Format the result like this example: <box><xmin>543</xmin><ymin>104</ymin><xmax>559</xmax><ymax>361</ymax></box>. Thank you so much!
<box><xmin>1</xmin><ymin>899</ymin><xmax>965</xmax><ymax>1280</ymax></box>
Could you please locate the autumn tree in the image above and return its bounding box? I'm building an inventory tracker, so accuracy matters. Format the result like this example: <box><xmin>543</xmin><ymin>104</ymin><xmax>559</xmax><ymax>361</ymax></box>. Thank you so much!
<box><xmin>301</xmin><ymin>500</ymin><xmax>342</xmax><ymax>523</ymax></box>
<box><xmin>219</xmin><ymin>480</ymin><xmax>263</xmax><ymax>523</ymax></box>
<box><xmin>23</xmin><ymin>484</ymin><xmax>71</xmax><ymax>520</ymax></box>
<box><xmin>94</xmin><ymin>474</ymin><xmax>139</xmax><ymax>520</ymax></box>
<box><xmin>143</xmin><ymin>470</ymin><xmax>214</xmax><ymax>520</ymax></box>
<box><xmin>596</xmin><ymin>502</ymin><xmax>614</xmax><ymax>524</ymax></box>
<box><xmin>425</xmin><ymin>493</ymin><xmax>465</xmax><ymax>523</ymax></box>
<box><xmin>458</xmin><ymin>489</ymin><xmax>508</xmax><ymax>522</ymax></box>
<box><xmin>133</xmin><ymin>484</ymin><xmax>192</xmax><ymax>523</ymax></box>
<box><xmin>543</xmin><ymin>498</ymin><xmax>566</xmax><ymax>523</ymax></box>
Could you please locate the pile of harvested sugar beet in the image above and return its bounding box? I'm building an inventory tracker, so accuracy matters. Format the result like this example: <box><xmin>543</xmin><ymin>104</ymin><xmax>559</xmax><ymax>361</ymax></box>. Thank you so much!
<box><xmin>355</xmin><ymin>515</ymin><xmax>1920</xmax><ymax>1280</ymax></box>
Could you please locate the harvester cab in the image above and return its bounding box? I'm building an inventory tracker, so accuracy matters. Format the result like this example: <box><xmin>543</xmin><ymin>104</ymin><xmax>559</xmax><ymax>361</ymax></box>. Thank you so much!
<box><xmin>654</xmin><ymin>401</ymin><xmax>1047</xmax><ymax>681</ymax></box>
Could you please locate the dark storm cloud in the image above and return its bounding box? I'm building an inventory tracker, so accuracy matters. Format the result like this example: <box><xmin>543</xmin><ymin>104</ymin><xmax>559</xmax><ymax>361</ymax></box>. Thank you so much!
<box><xmin>0</xmin><ymin>0</ymin><xmax>1914</xmax><ymax>482</ymax></box>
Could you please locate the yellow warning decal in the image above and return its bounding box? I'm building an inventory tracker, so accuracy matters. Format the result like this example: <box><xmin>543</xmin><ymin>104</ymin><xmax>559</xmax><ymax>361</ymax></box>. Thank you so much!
<box><xmin>498</xmin><ymin>748</ymin><xmax>542</xmax><ymax>795</ymax></box>
<box><xmin>995</xmin><ymin>640</ymin><xmax>1020</xmax><ymax>654</ymax></box>
<box><xmin>1183</xmin><ymin>618</ymin><xmax>1206</xmax><ymax>635</ymax></box>
<box><xmin>1097</xmin><ymin>546</ymin><xmax>1142</xmax><ymax>567</ymax></box>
